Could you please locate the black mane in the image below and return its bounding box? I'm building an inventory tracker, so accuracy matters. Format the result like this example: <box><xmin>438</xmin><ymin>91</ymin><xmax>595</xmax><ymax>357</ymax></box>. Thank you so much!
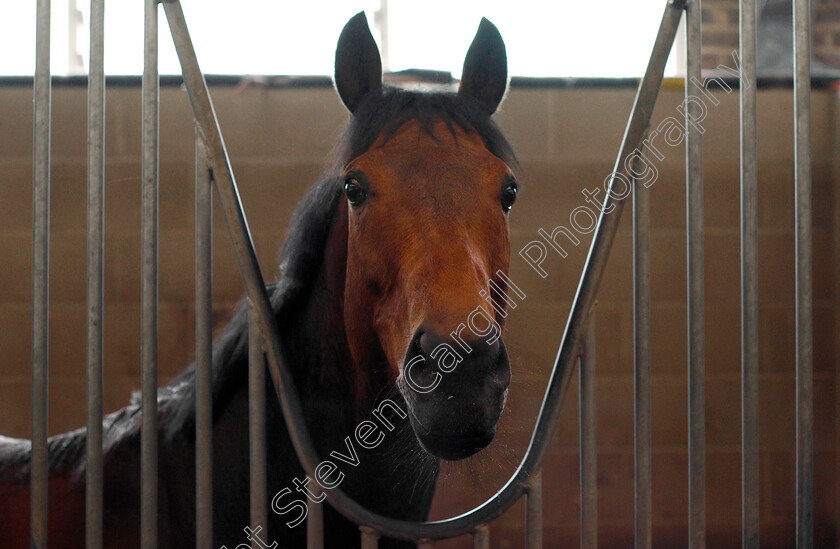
<box><xmin>153</xmin><ymin>84</ymin><xmax>520</xmax><ymax>440</ymax></box>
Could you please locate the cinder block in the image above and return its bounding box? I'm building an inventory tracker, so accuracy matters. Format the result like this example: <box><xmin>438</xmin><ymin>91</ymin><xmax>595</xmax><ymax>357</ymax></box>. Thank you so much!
<box><xmin>495</xmin><ymin>89</ymin><xmax>551</xmax><ymax>161</ymax></box>
<box><xmin>705</xmin><ymin>230</ymin><xmax>740</xmax><ymax>305</ymax></box>
<box><xmin>758</xmin><ymin>231</ymin><xmax>796</xmax><ymax>304</ymax></box>
<box><xmin>650</xmin><ymin>302</ymin><xmax>688</xmax><ymax>377</ymax></box>
<box><xmin>0</xmin><ymin>231</ymin><xmax>32</xmax><ymax>303</ymax></box>
<box><xmin>706</xmin><ymin>376</ymin><xmax>741</xmax><ymax>448</ymax></box>
<box><xmin>0</xmin><ymin>88</ymin><xmax>33</xmax><ymax>158</ymax></box>
<box><xmin>650</xmin><ymin>228</ymin><xmax>687</xmax><ymax>303</ymax></box>
<box><xmin>0</xmin><ymin>162</ymin><xmax>32</xmax><ymax>231</ymax></box>
<box><xmin>0</xmin><ymin>303</ymin><xmax>32</xmax><ymax>378</ymax></box>
<box><xmin>651</xmin><ymin>375</ymin><xmax>688</xmax><ymax>447</ymax></box>
<box><xmin>706</xmin><ymin>305</ymin><xmax>741</xmax><ymax>376</ymax></box>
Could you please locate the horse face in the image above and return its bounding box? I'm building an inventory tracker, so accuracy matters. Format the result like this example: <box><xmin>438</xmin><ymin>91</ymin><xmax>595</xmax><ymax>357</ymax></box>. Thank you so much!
<box><xmin>335</xmin><ymin>14</ymin><xmax>514</xmax><ymax>460</ymax></box>
<box><xmin>342</xmin><ymin>123</ymin><xmax>514</xmax><ymax>460</ymax></box>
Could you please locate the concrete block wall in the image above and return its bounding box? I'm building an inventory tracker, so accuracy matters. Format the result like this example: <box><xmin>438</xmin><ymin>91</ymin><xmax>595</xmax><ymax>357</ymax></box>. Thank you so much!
<box><xmin>0</xmin><ymin>79</ymin><xmax>837</xmax><ymax>548</ymax></box>
<box><xmin>703</xmin><ymin>0</ymin><xmax>840</xmax><ymax>71</ymax></box>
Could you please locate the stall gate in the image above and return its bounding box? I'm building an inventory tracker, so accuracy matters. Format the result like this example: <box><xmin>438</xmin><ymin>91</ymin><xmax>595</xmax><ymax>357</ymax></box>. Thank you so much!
<box><xmin>25</xmin><ymin>0</ymin><xmax>814</xmax><ymax>547</ymax></box>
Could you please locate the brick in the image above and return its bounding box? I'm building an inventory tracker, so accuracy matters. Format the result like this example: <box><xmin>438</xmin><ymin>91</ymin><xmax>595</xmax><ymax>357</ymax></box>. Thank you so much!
<box><xmin>597</xmin><ymin>452</ymin><xmax>636</xmax><ymax>521</ymax></box>
<box><xmin>814</xmin><ymin>303</ymin><xmax>835</xmax><ymax>373</ymax></box>
<box><xmin>494</xmin><ymin>89</ymin><xmax>551</xmax><ymax>160</ymax></box>
<box><xmin>758</xmin><ymin>304</ymin><xmax>796</xmax><ymax>373</ymax></box>
<box><xmin>707</xmin><ymin>377</ymin><xmax>741</xmax><ymax>447</ymax></box>
<box><xmin>51</xmin><ymin>88</ymin><xmax>88</xmax><ymax>158</ymax></box>
<box><xmin>213</xmin><ymin>87</ymin><xmax>348</xmax><ymax>163</ymax></box>
<box><xmin>595</xmin><ymin>376</ymin><xmax>634</xmax><ymax>449</ymax></box>
<box><xmin>703</xmin><ymin>31</ymin><xmax>740</xmax><ymax>50</ymax></box>
<box><xmin>652</xmin><ymin>450</ymin><xmax>688</xmax><ymax>524</ymax></box>
<box><xmin>813</xmin><ymin>228</ymin><xmax>834</xmax><ymax>301</ymax></box>
<box><xmin>704</xmin><ymin>162</ymin><xmax>740</xmax><ymax>229</ymax></box>
<box><xmin>0</xmin><ymin>88</ymin><xmax>34</xmax><ymax>158</ymax></box>
<box><xmin>598</xmin><ymin>222</ymin><xmax>634</xmax><ymax>304</ymax></box>
<box><xmin>705</xmin><ymin>231</ymin><xmax>740</xmax><ymax>304</ymax></box>
<box><xmin>706</xmin><ymin>305</ymin><xmax>741</xmax><ymax>375</ymax></box>
<box><xmin>0</xmin><ymin>162</ymin><xmax>32</xmax><ymax>230</ymax></box>
<box><xmin>0</xmin><ymin>231</ymin><xmax>31</xmax><ymax>303</ymax></box>
<box><xmin>652</xmin><ymin>375</ymin><xmax>688</xmax><ymax>446</ymax></box>
<box><xmin>0</xmin><ymin>303</ymin><xmax>32</xmax><ymax>381</ymax></box>
<box><xmin>650</xmin><ymin>302</ymin><xmax>688</xmax><ymax>377</ymax></box>
<box><xmin>707</xmin><ymin>450</ymin><xmax>741</xmax><ymax>524</ymax></box>
<box><xmin>549</xmin><ymin>89</ymin><xmax>635</xmax><ymax>165</ymax></box>
<box><xmin>759</xmin><ymin>232</ymin><xmax>796</xmax><ymax>304</ymax></box>
<box><xmin>650</xmin><ymin>229</ymin><xmax>687</xmax><ymax>304</ymax></box>
<box><xmin>0</xmin><ymin>379</ymin><xmax>31</xmax><ymax>437</ymax></box>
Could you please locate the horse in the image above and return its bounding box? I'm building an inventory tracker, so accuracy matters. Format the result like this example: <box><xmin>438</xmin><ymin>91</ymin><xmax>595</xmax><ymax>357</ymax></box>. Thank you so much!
<box><xmin>0</xmin><ymin>12</ymin><xmax>520</xmax><ymax>548</ymax></box>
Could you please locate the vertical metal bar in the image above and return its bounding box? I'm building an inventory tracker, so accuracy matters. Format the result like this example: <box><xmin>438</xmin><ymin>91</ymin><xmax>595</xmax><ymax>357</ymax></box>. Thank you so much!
<box><xmin>526</xmin><ymin>469</ymin><xmax>543</xmax><ymax>549</ymax></box>
<box><xmin>141</xmin><ymin>0</ymin><xmax>160</xmax><ymax>547</ymax></box>
<box><xmin>195</xmin><ymin>131</ymin><xmax>214</xmax><ymax>549</ymax></box>
<box><xmin>739</xmin><ymin>0</ymin><xmax>759</xmax><ymax>547</ymax></box>
<box><xmin>633</xmin><ymin>160</ymin><xmax>652</xmax><ymax>549</ymax></box>
<box><xmin>30</xmin><ymin>0</ymin><xmax>51</xmax><ymax>546</ymax></box>
<box><xmin>85</xmin><ymin>0</ymin><xmax>106</xmax><ymax>545</ymax></box>
<box><xmin>472</xmin><ymin>525</ymin><xmax>490</xmax><ymax>549</ymax></box>
<box><xmin>360</xmin><ymin>527</ymin><xmax>379</xmax><ymax>549</ymax></box>
<box><xmin>305</xmin><ymin>486</ymin><xmax>324</xmax><ymax>549</ymax></box>
<box><xmin>249</xmin><ymin>302</ymin><xmax>269</xmax><ymax>548</ymax></box>
<box><xmin>684</xmin><ymin>1</ymin><xmax>705</xmax><ymax>548</ymax></box>
<box><xmin>793</xmin><ymin>0</ymin><xmax>814</xmax><ymax>545</ymax></box>
<box><xmin>579</xmin><ymin>320</ymin><xmax>597</xmax><ymax>549</ymax></box>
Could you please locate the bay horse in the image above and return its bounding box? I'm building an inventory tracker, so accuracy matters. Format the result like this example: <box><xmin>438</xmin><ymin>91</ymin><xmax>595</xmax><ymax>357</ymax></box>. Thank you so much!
<box><xmin>0</xmin><ymin>12</ymin><xmax>520</xmax><ymax>548</ymax></box>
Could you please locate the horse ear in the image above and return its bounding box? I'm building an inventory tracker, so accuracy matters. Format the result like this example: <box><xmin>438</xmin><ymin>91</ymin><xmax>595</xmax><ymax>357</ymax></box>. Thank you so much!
<box><xmin>335</xmin><ymin>12</ymin><xmax>383</xmax><ymax>114</ymax></box>
<box><xmin>458</xmin><ymin>18</ymin><xmax>507</xmax><ymax>115</ymax></box>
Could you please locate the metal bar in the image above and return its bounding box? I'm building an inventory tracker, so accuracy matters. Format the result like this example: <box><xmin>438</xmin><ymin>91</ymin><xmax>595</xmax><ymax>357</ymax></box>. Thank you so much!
<box><xmin>30</xmin><ymin>0</ymin><xmax>51</xmax><ymax>546</ymax></box>
<box><xmin>684</xmin><ymin>1</ymin><xmax>705</xmax><ymax>547</ymax></box>
<box><xmin>472</xmin><ymin>526</ymin><xmax>490</xmax><ymax>549</ymax></box>
<box><xmin>739</xmin><ymin>0</ymin><xmax>759</xmax><ymax>547</ymax></box>
<box><xmin>632</xmin><ymin>152</ymin><xmax>652</xmax><ymax>549</ymax></box>
<box><xmin>305</xmin><ymin>486</ymin><xmax>324</xmax><ymax>549</ymax></box>
<box><xmin>85</xmin><ymin>0</ymin><xmax>106</xmax><ymax>545</ymax></box>
<box><xmin>195</xmin><ymin>130</ymin><xmax>214</xmax><ymax>549</ymax></box>
<box><xmin>579</xmin><ymin>322</ymin><xmax>597</xmax><ymax>549</ymax></box>
<box><xmin>141</xmin><ymin>0</ymin><xmax>160</xmax><ymax>547</ymax></box>
<box><xmin>360</xmin><ymin>527</ymin><xmax>379</xmax><ymax>549</ymax></box>
<box><xmin>249</xmin><ymin>301</ymin><xmax>269</xmax><ymax>548</ymax></box>
<box><xmin>793</xmin><ymin>0</ymin><xmax>814</xmax><ymax>545</ymax></box>
<box><xmin>526</xmin><ymin>469</ymin><xmax>543</xmax><ymax>549</ymax></box>
<box><xmin>162</xmin><ymin>0</ymin><xmax>683</xmax><ymax>539</ymax></box>
<box><xmin>305</xmin><ymin>499</ymin><xmax>324</xmax><ymax>549</ymax></box>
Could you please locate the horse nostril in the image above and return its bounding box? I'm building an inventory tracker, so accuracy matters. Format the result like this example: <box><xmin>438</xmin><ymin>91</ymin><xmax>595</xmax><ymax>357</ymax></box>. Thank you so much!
<box><xmin>418</xmin><ymin>331</ymin><xmax>434</xmax><ymax>356</ymax></box>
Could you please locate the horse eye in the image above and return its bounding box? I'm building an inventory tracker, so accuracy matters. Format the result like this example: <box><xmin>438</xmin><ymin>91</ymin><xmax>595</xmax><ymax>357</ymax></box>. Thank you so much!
<box><xmin>501</xmin><ymin>180</ymin><xmax>518</xmax><ymax>213</ymax></box>
<box><xmin>344</xmin><ymin>177</ymin><xmax>368</xmax><ymax>207</ymax></box>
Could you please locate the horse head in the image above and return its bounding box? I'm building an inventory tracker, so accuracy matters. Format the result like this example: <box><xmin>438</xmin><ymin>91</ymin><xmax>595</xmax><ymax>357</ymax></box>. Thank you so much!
<box><xmin>333</xmin><ymin>13</ymin><xmax>517</xmax><ymax>461</ymax></box>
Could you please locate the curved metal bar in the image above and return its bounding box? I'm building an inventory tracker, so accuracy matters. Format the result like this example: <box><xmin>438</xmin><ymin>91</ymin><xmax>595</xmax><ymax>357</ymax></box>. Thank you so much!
<box><xmin>162</xmin><ymin>0</ymin><xmax>683</xmax><ymax>540</ymax></box>
<box><xmin>249</xmin><ymin>301</ymin><xmax>270</xmax><ymax>547</ymax></box>
<box><xmin>579</xmin><ymin>322</ymin><xmax>597</xmax><ymax>549</ymax></box>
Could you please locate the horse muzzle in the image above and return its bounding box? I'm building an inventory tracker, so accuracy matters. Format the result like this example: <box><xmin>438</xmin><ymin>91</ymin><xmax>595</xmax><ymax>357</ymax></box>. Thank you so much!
<box><xmin>398</xmin><ymin>326</ymin><xmax>511</xmax><ymax>461</ymax></box>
